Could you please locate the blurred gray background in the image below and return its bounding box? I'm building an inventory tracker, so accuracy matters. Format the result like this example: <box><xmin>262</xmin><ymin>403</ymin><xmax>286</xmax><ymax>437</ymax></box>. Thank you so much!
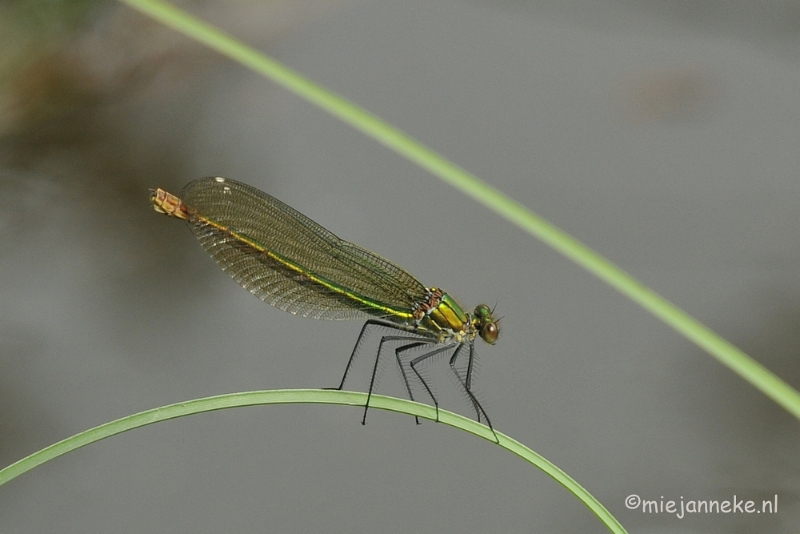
<box><xmin>1</xmin><ymin>0</ymin><xmax>799</xmax><ymax>532</ymax></box>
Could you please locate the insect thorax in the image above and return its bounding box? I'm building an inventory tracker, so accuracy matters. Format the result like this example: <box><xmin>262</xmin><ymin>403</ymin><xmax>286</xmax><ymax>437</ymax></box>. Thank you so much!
<box><xmin>411</xmin><ymin>287</ymin><xmax>475</xmax><ymax>343</ymax></box>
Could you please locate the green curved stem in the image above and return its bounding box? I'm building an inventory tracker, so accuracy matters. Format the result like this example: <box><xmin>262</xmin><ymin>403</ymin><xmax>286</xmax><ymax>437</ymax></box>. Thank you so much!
<box><xmin>117</xmin><ymin>0</ymin><xmax>800</xmax><ymax>419</ymax></box>
<box><xmin>0</xmin><ymin>389</ymin><xmax>627</xmax><ymax>534</ymax></box>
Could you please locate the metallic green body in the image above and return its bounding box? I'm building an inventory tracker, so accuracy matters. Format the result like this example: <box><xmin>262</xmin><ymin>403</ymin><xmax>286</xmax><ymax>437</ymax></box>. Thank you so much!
<box><xmin>156</xmin><ymin>177</ymin><xmax>498</xmax><ymax>345</ymax></box>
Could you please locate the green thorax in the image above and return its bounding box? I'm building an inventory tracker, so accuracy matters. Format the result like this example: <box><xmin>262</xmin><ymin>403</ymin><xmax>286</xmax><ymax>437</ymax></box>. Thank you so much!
<box><xmin>411</xmin><ymin>288</ymin><xmax>499</xmax><ymax>345</ymax></box>
<box><xmin>409</xmin><ymin>287</ymin><xmax>467</xmax><ymax>342</ymax></box>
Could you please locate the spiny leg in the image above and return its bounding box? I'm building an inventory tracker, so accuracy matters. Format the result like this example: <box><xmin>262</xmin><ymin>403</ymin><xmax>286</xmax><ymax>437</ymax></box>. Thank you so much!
<box><xmin>465</xmin><ymin>341</ymin><xmax>476</xmax><ymax>391</ymax></box>
<box><xmin>331</xmin><ymin>320</ymin><xmax>496</xmax><ymax>439</ymax></box>
<box><xmin>449</xmin><ymin>343</ymin><xmax>483</xmax><ymax>422</ymax></box>
<box><xmin>408</xmin><ymin>343</ymin><xmax>459</xmax><ymax>423</ymax></box>
<box><xmin>362</xmin><ymin>331</ymin><xmax>385</xmax><ymax>425</ymax></box>
<box><xmin>450</xmin><ymin>342</ymin><xmax>499</xmax><ymax>443</ymax></box>
<box><xmin>331</xmin><ymin>319</ymin><xmax>395</xmax><ymax>391</ymax></box>
<box><xmin>388</xmin><ymin>338</ymin><xmax>432</xmax><ymax>424</ymax></box>
<box><xmin>362</xmin><ymin>331</ymin><xmax>428</xmax><ymax>425</ymax></box>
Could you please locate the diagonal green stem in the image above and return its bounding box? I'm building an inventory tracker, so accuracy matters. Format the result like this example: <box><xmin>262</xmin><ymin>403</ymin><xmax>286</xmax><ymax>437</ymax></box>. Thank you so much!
<box><xmin>117</xmin><ymin>1</ymin><xmax>800</xmax><ymax>417</ymax></box>
<box><xmin>0</xmin><ymin>389</ymin><xmax>628</xmax><ymax>534</ymax></box>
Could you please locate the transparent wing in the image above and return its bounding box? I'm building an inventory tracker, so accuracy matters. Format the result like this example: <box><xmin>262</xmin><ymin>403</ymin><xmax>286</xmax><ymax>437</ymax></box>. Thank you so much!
<box><xmin>181</xmin><ymin>177</ymin><xmax>428</xmax><ymax>321</ymax></box>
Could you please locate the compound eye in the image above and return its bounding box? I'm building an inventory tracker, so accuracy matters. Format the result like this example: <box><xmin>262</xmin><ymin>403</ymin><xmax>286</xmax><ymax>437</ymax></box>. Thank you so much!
<box><xmin>474</xmin><ymin>304</ymin><xmax>491</xmax><ymax>319</ymax></box>
<box><xmin>480</xmin><ymin>322</ymin><xmax>499</xmax><ymax>344</ymax></box>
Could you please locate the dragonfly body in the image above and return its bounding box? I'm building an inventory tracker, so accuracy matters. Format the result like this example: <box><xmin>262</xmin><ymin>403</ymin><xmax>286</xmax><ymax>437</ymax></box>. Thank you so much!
<box><xmin>152</xmin><ymin>177</ymin><xmax>499</xmax><ymax>435</ymax></box>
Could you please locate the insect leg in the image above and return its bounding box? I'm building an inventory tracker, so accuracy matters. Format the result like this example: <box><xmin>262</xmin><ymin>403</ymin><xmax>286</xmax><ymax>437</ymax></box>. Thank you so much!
<box><xmin>363</xmin><ymin>333</ymin><xmax>428</xmax><ymax>425</ymax></box>
<box><xmin>408</xmin><ymin>343</ymin><xmax>459</xmax><ymax>423</ymax></box>
<box><xmin>332</xmin><ymin>319</ymin><xmax>394</xmax><ymax>391</ymax></box>
<box><xmin>449</xmin><ymin>342</ymin><xmax>498</xmax><ymax>443</ymax></box>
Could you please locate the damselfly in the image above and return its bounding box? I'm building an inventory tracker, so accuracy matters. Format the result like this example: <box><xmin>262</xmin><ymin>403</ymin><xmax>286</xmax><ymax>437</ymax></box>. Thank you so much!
<box><xmin>151</xmin><ymin>177</ymin><xmax>500</xmax><ymax>436</ymax></box>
